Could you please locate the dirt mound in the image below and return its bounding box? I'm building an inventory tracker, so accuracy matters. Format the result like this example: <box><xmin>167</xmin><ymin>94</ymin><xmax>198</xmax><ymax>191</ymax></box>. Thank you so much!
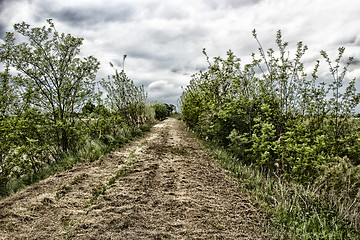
<box><xmin>0</xmin><ymin>118</ymin><xmax>273</xmax><ymax>239</ymax></box>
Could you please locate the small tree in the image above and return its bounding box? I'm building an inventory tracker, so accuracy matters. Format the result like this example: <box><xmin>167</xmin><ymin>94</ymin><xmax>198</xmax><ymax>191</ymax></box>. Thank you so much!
<box><xmin>165</xmin><ymin>103</ymin><xmax>176</xmax><ymax>116</ymax></box>
<box><xmin>0</xmin><ymin>52</ymin><xmax>18</xmax><ymax>116</ymax></box>
<box><xmin>153</xmin><ymin>103</ymin><xmax>168</xmax><ymax>121</ymax></box>
<box><xmin>0</xmin><ymin>19</ymin><xmax>100</xmax><ymax>153</ymax></box>
<box><xmin>82</xmin><ymin>101</ymin><xmax>96</xmax><ymax>116</ymax></box>
<box><xmin>101</xmin><ymin>60</ymin><xmax>147</xmax><ymax>126</ymax></box>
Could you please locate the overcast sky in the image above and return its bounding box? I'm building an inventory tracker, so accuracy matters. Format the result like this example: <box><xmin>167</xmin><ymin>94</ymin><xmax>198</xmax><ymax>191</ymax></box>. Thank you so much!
<box><xmin>1</xmin><ymin>0</ymin><xmax>360</xmax><ymax>106</ymax></box>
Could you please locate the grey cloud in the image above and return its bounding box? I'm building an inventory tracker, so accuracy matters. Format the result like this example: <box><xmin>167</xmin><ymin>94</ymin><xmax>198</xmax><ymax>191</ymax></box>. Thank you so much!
<box><xmin>0</xmin><ymin>23</ymin><xmax>7</xmax><ymax>39</ymax></box>
<box><xmin>0</xmin><ymin>0</ymin><xmax>21</xmax><ymax>8</ymax></box>
<box><xmin>0</xmin><ymin>0</ymin><xmax>5</xmax><ymax>9</ymax></box>
<box><xmin>149</xmin><ymin>26</ymin><xmax>208</xmax><ymax>45</ymax></box>
<box><xmin>195</xmin><ymin>65</ymin><xmax>208</xmax><ymax>72</ymax></box>
<box><xmin>1</xmin><ymin>0</ymin><xmax>360</xmax><ymax>107</ymax></box>
<box><xmin>342</xmin><ymin>35</ymin><xmax>360</xmax><ymax>47</ymax></box>
<box><xmin>0</xmin><ymin>0</ymin><xmax>34</xmax><ymax>10</ymax></box>
<box><xmin>156</xmin><ymin>6</ymin><xmax>189</xmax><ymax>21</ymax></box>
<box><xmin>152</xmin><ymin>90</ymin><xmax>180</xmax><ymax>99</ymax></box>
<box><xmin>171</xmin><ymin>67</ymin><xmax>181</xmax><ymax>73</ymax></box>
<box><xmin>0</xmin><ymin>0</ymin><xmax>23</xmax><ymax>38</ymax></box>
<box><xmin>331</xmin><ymin>34</ymin><xmax>359</xmax><ymax>47</ymax></box>
<box><xmin>43</xmin><ymin>5</ymin><xmax>135</xmax><ymax>27</ymax></box>
<box><xmin>126</xmin><ymin>49</ymin><xmax>154</xmax><ymax>60</ymax></box>
<box><xmin>344</xmin><ymin>36</ymin><xmax>357</xmax><ymax>45</ymax></box>
<box><xmin>227</xmin><ymin>0</ymin><xmax>263</xmax><ymax>8</ymax></box>
<box><xmin>205</xmin><ymin>0</ymin><xmax>262</xmax><ymax>10</ymax></box>
<box><xmin>126</xmin><ymin>48</ymin><xmax>178</xmax><ymax>70</ymax></box>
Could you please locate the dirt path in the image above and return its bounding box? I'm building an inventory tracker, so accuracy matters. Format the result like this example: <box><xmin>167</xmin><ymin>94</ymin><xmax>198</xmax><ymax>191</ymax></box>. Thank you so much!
<box><xmin>0</xmin><ymin>118</ymin><xmax>273</xmax><ymax>239</ymax></box>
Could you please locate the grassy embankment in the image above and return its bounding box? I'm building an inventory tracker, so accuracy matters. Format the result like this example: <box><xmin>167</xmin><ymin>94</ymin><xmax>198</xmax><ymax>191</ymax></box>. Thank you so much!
<box><xmin>201</xmin><ymin>138</ymin><xmax>360</xmax><ymax>239</ymax></box>
<box><xmin>1</xmin><ymin>124</ymin><xmax>151</xmax><ymax>199</ymax></box>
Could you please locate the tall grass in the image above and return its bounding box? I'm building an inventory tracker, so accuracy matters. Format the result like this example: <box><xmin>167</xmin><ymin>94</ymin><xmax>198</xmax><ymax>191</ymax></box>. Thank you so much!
<box><xmin>206</xmin><ymin>144</ymin><xmax>360</xmax><ymax>239</ymax></box>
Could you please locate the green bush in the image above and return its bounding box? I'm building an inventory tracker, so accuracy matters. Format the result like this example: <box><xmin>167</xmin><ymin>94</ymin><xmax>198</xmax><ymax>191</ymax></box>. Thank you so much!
<box><xmin>181</xmin><ymin>30</ymin><xmax>360</xmax><ymax>184</ymax></box>
<box><xmin>153</xmin><ymin>102</ymin><xmax>168</xmax><ymax>121</ymax></box>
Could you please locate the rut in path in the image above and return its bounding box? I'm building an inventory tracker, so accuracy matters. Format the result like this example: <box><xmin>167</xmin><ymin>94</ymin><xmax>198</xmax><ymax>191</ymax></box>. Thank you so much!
<box><xmin>0</xmin><ymin>118</ymin><xmax>273</xmax><ymax>239</ymax></box>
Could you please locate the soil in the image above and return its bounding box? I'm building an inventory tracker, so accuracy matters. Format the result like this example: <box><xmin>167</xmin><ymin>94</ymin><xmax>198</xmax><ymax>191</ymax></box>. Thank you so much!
<box><xmin>0</xmin><ymin>118</ymin><xmax>274</xmax><ymax>239</ymax></box>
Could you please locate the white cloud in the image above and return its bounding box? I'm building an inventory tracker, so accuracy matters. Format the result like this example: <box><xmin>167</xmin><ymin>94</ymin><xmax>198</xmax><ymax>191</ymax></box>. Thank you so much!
<box><xmin>1</xmin><ymin>0</ymin><xmax>360</xmax><ymax>105</ymax></box>
<box><xmin>147</xmin><ymin>80</ymin><xmax>182</xmax><ymax>104</ymax></box>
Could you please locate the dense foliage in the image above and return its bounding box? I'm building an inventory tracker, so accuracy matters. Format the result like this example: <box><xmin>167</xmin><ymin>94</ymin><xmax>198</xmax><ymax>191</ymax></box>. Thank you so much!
<box><xmin>181</xmin><ymin>30</ymin><xmax>360</xmax><ymax>183</ymax></box>
<box><xmin>0</xmin><ymin>20</ymin><xmax>156</xmax><ymax>196</ymax></box>
<box><xmin>101</xmin><ymin>60</ymin><xmax>149</xmax><ymax>127</ymax></box>
<box><xmin>153</xmin><ymin>102</ymin><xmax>176</xmax><ymax>121</ymax></box>
<box><xmin>181</xmin><ymin>30</ymin><xmax>360</xmax><ymax>236</ymax></box>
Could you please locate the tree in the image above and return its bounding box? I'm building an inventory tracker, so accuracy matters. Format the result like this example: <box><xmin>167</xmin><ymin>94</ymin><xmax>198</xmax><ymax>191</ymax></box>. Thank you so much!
<box><xmin>0</xmin><ymin>50</ymin><xmax>18</xmax><ymax>116</ymax></box>
<box><xmin>82</xmin><ymin>101</ymin><xmax>96</xmax><ymax>116</ymax></box>
<box><xmin>165</xmin><ymin>103</ymin><xmax>176</xmax><ymax>116</ymax></box>
<box><xmin>153</xmin><ymin>102</ymin><xmax>168</xmax><ymax>121</ymax></box>
<box><xmin>0</xmin><ymin>19</ymin><xmax>100</xmax><ymax>153</ymax></box>
<box><xmin>101</xmin><ymin>60</ymin><xmax>147</xmax><ymax>126</ymax></box>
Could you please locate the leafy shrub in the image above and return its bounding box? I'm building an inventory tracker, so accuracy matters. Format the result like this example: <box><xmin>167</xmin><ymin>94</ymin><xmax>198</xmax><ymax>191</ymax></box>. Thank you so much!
<box><xmin>181</xmin><ymin>29</ymin><xmax>360</xmax><ymax>184</ymax></box>
<box><xmin>153</xmin><ymin>102</ymin><xmax>168</xmax><ymax>121</ymax></box>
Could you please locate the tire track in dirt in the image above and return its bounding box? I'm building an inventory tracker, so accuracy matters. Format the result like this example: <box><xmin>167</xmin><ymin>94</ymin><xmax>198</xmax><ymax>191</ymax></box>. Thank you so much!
<box><xmin>0</xmin><ymin>118</ymin><xmax>273</xmax><ymax>239</ymax></box>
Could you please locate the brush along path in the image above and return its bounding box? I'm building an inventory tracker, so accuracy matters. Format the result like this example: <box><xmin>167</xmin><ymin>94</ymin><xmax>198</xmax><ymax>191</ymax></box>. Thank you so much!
<box><xmin>0</xmin><ymin>118</ymin><xmax>272</xmax><ymax>239</ymax></box>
